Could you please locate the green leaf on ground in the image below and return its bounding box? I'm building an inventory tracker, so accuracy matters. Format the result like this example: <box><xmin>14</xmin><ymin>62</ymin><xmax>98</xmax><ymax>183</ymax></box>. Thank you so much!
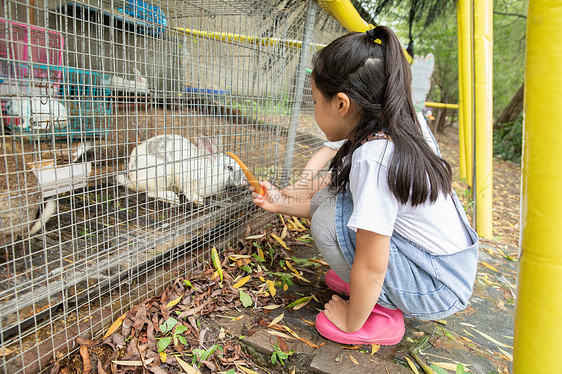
<box><xmin>239</xmin><ymin>289</ymin><xmax>253</xmax><ymax>308</ymax></box>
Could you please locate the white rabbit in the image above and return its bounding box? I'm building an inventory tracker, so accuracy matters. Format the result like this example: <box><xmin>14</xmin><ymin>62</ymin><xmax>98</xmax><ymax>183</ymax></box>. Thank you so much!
<box><xmin>104</xmin><ymin>68</ymin><xmax>150</xmax><ymax>95</ymax></box>
<box><xmin>115</xmin><ymin>134</ymin><xmax>246</xmax><ymax>205</ymax></box>
<box><xmin>5</xmin><ymin>97</ymin><xmax>68</xmax><ymax>135</ymax></box>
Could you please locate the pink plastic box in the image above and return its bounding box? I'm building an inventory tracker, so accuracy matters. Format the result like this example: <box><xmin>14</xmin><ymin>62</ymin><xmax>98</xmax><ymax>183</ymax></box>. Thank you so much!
<box><xmin>0</xmin><ymin>18</ymin><xmax>64</xmax><ymax>95</ymax></box>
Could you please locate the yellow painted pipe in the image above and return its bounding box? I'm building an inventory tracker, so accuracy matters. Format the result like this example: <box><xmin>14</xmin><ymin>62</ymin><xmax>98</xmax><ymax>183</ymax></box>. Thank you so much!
<box><xmin>316</xmin><ymin>0</ymin><xmax>372</xmax><ymax>32</ymax></box>
<box><xmin>177</xmin><ymin>4</ymin><xmax>412</xmax><ymax>63</ymax></box>
<box><xmin>513</xmin><ymin>0</ymin><xmax>562</xmax><ymax>371</ymax></box>
<box><xmin>458</xmin><ymin>0</ymin><xmax>473</xmax><ymax>186</ymax></box>
<box><xmin>424</xmin><ymin>101</ymin><xmax>459</xmax><ymax>109</ymax></box>
<box><xmin>175</xmin><ymin>27</ymin><xmax>326</xmax><ymax>49</ymax></box>
<box><xmin>316</xmin><ymin>0</ymin><xmax>412</xmax><ymax>63</ymax></box>
<box><xmin>457</xmin><ymin>2</ymin><xmax>466</xmax><ymax>181</ymax></box>
<box><xmin>473</xmin><ymin>0</ymin><xmax>493</xmax><ymax>238</ymax></box>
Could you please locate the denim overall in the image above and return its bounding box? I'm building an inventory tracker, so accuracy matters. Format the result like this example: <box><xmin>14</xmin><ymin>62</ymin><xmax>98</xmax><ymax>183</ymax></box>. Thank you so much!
<box><xmin>334</xmin><ymin>135</ymin><xmax>479</xmax><ymax>320</ymax></box>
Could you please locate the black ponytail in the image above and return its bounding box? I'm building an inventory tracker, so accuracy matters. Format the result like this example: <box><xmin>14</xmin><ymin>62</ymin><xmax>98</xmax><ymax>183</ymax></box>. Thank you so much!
<box><xmin>313</xmin><ymin>26</ymin><xmax>452</xmax><ymax>206</ymax></box>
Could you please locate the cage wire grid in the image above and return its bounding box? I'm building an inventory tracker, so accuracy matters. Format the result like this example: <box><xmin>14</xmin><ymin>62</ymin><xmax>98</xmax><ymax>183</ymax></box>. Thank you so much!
<box><xmin>0</xmin><ymin>0</ymin><xmax>345</xmax><ymax>371</ymax></box>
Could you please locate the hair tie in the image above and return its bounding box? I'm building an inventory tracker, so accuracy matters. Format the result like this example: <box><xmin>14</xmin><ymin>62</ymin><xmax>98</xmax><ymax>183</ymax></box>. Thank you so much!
<box><xmin>366</xmin><ymin>29</ymin><xmax>381</xmax><ymax>45</ymax></box>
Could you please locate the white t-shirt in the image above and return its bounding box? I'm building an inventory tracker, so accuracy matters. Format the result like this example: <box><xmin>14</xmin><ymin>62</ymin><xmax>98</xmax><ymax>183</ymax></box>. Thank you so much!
<box><xmin>347</xmin><ymin>140</ymin><xmax>472</xmax><ymax>255</ymax></box>
<box><xmin>323</xmin><ymin>139</ymin><xmax>346</xmax><ymax>150</ymax></box>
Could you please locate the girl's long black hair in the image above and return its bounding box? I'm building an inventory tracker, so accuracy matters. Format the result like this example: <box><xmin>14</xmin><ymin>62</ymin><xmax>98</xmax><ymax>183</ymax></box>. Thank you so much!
<box><xmin>313</xmin><ymin>26</ymin><xmax>452</xmax><ymax>206</ymax></box>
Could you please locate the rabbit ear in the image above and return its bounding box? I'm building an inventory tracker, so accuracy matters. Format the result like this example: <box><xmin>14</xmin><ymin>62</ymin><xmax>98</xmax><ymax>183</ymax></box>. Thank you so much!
<box><xmin>196</xmin><ymin>137</ymin><xmax>218</xmax><ymax>157</ymax></box>
<box><xmin>133</xmin><ymin>68</ymin><xmax>146</xmax><ymax>83</ymax></box>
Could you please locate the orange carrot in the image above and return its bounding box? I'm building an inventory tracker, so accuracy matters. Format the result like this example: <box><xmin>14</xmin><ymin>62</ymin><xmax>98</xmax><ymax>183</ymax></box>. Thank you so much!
<box><xmin>226</xmin><ymin>152</ymin><xmax>264</xmax><ymax>195</ymax></box>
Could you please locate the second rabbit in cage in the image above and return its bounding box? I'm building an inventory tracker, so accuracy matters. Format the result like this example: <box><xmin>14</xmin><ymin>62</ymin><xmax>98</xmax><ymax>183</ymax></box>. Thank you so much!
<box><xmin>115</xmin><ymin>135</ymin><xmax>247</xmax><ymax>205</ymax></box>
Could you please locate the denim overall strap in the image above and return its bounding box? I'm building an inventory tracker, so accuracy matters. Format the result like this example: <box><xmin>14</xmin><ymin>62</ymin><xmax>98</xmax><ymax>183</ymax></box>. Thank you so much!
<box><xmin>335</xmin><ymin>187</ymin><xmax>357</xmax><ymax>267</ymax></box>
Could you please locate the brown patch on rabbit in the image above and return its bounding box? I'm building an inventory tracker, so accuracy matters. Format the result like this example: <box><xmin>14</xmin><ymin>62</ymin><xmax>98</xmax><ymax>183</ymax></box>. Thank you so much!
<box><xmin>0</xmin><ymin>149</ymin><xmax>46</xmax><ymax>246</ymax></box>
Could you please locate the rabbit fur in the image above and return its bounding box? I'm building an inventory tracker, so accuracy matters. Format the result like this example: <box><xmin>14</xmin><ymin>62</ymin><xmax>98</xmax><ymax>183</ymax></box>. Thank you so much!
<box><xmin>0</xmin><ymin>149</ymin><xmax>55</xmax><ymax>246</ymax></box>
<box><xmin>104</xmin><ymin>68</ymin><xmax>149</xmax><ymax>95</ymax></box>
<box><xmin>115</xmin><ymin>134</ymin><xmax>246</xmax><ymax>205</ymax></box>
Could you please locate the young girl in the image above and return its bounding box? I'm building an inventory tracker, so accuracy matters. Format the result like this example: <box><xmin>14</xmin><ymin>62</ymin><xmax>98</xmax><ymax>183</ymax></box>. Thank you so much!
<box><xmin>251</xmin><ymin>26</ymin><xmax>478</xmax><ymax>345</ymax></box>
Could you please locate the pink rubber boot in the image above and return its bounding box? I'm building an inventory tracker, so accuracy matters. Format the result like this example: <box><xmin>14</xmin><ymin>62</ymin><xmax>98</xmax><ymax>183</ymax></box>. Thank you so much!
<box><xmin>320</xmin><ymin>270</ymin><xmax>404</xmax><ymax>345</ymax></box>
<box><xmin>315</xmin><ymin>304</ymin><xmax>405</xmax><ymax>345</ymax></box>
<box><xmin>325</xmin><ymin>269</ymin><xmax>350</xmax><ymax>295</ymax></box>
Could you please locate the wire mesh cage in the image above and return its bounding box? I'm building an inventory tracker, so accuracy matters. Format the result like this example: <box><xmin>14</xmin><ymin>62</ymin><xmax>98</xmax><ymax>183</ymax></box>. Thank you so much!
<box><xmin>0</xmin><ymin>0</ymin><xmax>346</xmax><ymax>371</ymax></box>
<box><xmin>59</xmin><ymin>67</ymin><xmax>112</xmax><ymax>140</ymax></box>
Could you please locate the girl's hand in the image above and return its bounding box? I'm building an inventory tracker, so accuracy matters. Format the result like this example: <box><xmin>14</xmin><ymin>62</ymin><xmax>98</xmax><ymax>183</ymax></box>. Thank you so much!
<box><xmin>251</xmin><ymin>181</ymin><xmax>282</xmax><ymax>213</ymax></box>
<box><xmin>323</xmin><ymin>294</ymin><xmax>353</xmax><ymax>333</ymax></box>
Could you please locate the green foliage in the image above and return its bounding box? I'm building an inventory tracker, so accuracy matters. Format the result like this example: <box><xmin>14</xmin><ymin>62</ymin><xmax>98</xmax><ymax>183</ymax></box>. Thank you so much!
<box><xmin>271</xmin><ymin>271</ymin><xmax>294</xmax><ymax>288</ymax></box>
<box><xmin>367</xmin><ymin>0</ymin><xmax>527</xmax><ymax>138</ymax></box>
<box><xmin>239</xmin><ymin>289</ymin><xmax>253</xmax><ymax>308</ymax></box>
<box><xmin>191</xmin><ymin>344</ymin><xmax>224</xmax><ymax>368</ymax></box>
<box><xmin>493</xmin><ymin>0</ymin><xmax>527</xmax><ymax>118</ymax></box>
<box><xmin>159</xmin><ymin>317</ymin><xmax>178</xmax><ymax>334</ymax></box>
<box><xmin>157</xmin><ymin>317</ymin><xmax>189</xmax><ymax>352</ymax></box>
<box><xmin>493</xmin><ymin>113</ymin><xmax>522</xmax><ymax>163</ymax></box>
<box><xmin>157</xmin><ymin>337</ymin><xmax>172</xmax><ymax>353</ymax></box>
<box><xmin>429</xmin><ymin>362</ymin><xmax>467</xmax><ymax>374</ymax></box>
<box><xmin>270</xmin><ymin>342</ymin><xmax>294</xmax><ymax>365</ymax></box>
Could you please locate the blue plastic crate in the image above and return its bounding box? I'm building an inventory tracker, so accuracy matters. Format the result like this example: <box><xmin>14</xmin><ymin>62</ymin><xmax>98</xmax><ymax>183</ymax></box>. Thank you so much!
<box><xmin>184</xmin><ymin>86</ymin><xmax>230</xmax><ymax>95</ymax></box>
<box><xmin>117</xmin><ymin>0</ymin><xmax>167</xmax><ymax>37</ymax></box>
<box><xmin>59</xmin><ymin>67</ymin><xmax>112</xmax><ymax>141</ymax></box>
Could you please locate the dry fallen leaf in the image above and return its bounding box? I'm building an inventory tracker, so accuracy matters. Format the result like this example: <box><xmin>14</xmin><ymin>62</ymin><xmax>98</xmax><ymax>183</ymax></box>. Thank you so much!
<box><xmin>271</xmin><ymin>233</ymin><xmax>289</xmax><ymax>249</ymax></box>
<box><xmin>113</xmin><ymin>360</ymin><xmax>143</xmax><ymax>366</ymax></box>
<box><xmin>176</xmin><ymin>356</ymin><xmax>201</xmax><ymax>374</ymax></box>
<box><xmin>280</xmin><ymin>225</ymin><xmax>288</xmax><ymax>240</ymax></box>
<box><xmin>272</xmin><ymin>324</ymin><xmax>319</xmax><ymax>349</ymax></box>
<box><xmin>293</xmin><ymin>299</ymin><xmax>311</xmax><ymax>311</ymax></box>
<box><xmin>404</xmin><ymin>356</ymin><xmax>420</xmax><ymax>374</ymax></box>
<box><xmin>166</xmin><ymin>296</ymin><xmax>182</xmax><ymax>308</ymax></box>
<box><xmin>237</xmin><ymin>365</ymin><xmax>261</xmax><ymax>374</ymax></box>
<box><xmin>0</xmin><ymin>347</ymin><xmax>15</xmax><ymax>357</ymax></box>
<box><xmin>292</xmin><ymin>217</ymin><xmax>305</xmax><ymax>229</ymax></box>
<box><xmin>471</xmin><ymin>328</ymin><xmax>513</xmax><ymax>348</ymax></box>
<box><xmin>80</xmin><ymin>345</ymin><xmax>91</xmax><ymax>374</ymax></box>
<box><xmin>267</xmin><ymin>330</ymin><xmax>296</xmax><ymax>340</ymax></box>
<box><xmin>211</xmin><ymin>247</ymin><xmax>223</xmax><ymax>282</ymax></box>
<box><xmin>263</xmin><ymin>304</ymin><xmax>282</xmax><ymax>310</ymax></box>
<box><xmin>267</xmin><ymin>281</ymin><xmax>277</xmax><ymax>297</ymax></box>
<box><xmin>301</xmin><ymin>318</ymin><xmax>315</xmax><ymax>327</ymax></box>
<box><xmin>481</xmin><ymin>261</ymin><xmax>499</xmax><ymax>272</ymax></box>
<box><xmin>103</xmin><ymin>313</ymin><xmax>127</xmax><ymax>340</ymax></box>
<box><xmin>233</xmin><ymin>275</ymin><xmax>251</xmax><ymax>289</ymax></box>
<box><xmin>269</xmin><ymin>312</ymin><xmax>284</xmax><ymax>326</ymax></box>
<box><xmin>349</xmin><ymin>354</ymin><xmax>359</xmax><ymax>365</ymax></box>
<box><xmin>246</xmin><ymin>234</ymin><xmax>265</xmax><ymax>240</ymax></box>
<box><xmin>498</xmin><ymin>348</ymin><xmax>513</xmax><ymax>362</ymax></box>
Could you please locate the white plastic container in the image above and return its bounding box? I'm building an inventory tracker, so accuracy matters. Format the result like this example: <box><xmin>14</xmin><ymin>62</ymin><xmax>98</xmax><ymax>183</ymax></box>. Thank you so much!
<box><xmin>28</xmin><ymin>160</ymin><xmax>91</xmax><ymax>198</ymax></box>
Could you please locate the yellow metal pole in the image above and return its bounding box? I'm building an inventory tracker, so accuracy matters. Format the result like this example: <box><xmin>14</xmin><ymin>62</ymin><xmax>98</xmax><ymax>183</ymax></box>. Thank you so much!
<box><xmin>458</xmin><ymin>0</ymin><xmax>473</xmax><ymax>187</ymax></box>
<box><xmin>457</xmin><ymin>1</ymin><xmax>466</xmax><ymax>181</ymax></box>
<box><xmin>316</xmin><ymin>0</ymin><xmax>412</xmax><ymax>63</ymax></box>
<box><xmin>316</xmin><ymin>0</ymin><xmax>372</xmax><ymax>32</ymax></box>
<box><xmin>473</xmin><ymin>0</ymin><xmax>493</xmax><ymax>238</ymax></box>
<box><xmin>424</xmin><ymin>102</ymin><xmax>459</xmax><ymax>109</ymax></box>
<box><xmin>513</xmin><ymin>0</ymin><xmax>562</xmax><ymax>370</ymax></box>
<box><xmin>174</xmin><ymin>27</ymin><xmax>326</xmax><ymax>49</ymax></box>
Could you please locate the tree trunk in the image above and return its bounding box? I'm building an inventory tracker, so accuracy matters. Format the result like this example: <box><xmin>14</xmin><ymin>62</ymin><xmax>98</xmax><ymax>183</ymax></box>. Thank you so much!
<box><xmin>495</xmin><ymin>83</ymin><xmax>524</xmax><ymax>128</ymax></box>
<box><xmin>435</xmin><ymin>107</ymin><xmax>448</xmax><ymax>133</ymax></box>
